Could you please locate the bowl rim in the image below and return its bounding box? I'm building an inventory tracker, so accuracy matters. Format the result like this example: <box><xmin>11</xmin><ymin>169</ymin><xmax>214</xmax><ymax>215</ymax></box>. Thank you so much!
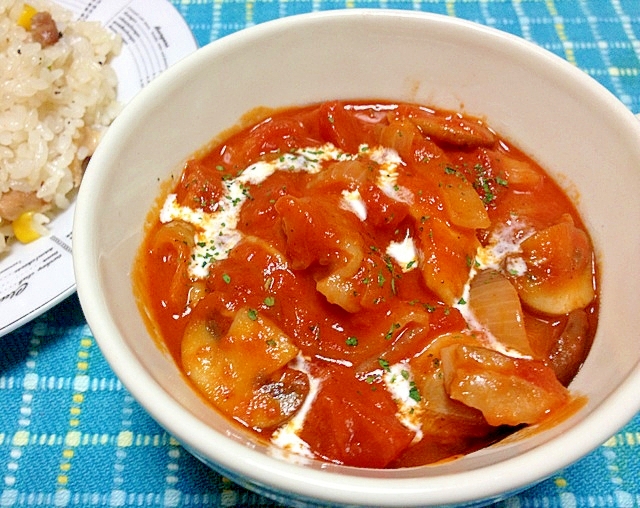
<box><xmin>74</xmin><ymin>8</ymin><xmax>640</xmax><ymax>507</ymax></box>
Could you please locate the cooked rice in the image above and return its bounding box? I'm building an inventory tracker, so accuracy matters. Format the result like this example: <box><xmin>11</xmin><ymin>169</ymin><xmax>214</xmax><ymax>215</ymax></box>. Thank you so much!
<box><xmin>0</xmin><ymin>0</ymin><xmax>121</xmax><ymax>253</ymax></box>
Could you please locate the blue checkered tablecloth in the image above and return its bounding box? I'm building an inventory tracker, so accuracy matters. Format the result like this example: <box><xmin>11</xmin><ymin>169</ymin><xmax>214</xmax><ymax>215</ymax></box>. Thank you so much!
<box><xmin>2</xmin><ymin>1</ymin><xmax>640</xmax><ymax>506</ymax></box>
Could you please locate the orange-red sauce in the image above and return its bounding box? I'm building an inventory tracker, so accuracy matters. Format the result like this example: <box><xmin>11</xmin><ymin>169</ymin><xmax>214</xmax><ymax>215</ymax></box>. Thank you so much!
<box><xmin>134</xmin><ymin>101</ymin><xmax>598</xmax><ymax>468</ymax></box>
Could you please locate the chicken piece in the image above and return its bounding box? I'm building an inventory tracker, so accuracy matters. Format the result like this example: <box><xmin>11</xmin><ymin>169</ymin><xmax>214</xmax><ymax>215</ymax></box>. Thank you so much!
<box><xmin>31</xmin><ymin>12</ymin><xmax>60</xmax><ymax>47</ymax></box>
<box><xmin>181</xmin><ymin>307</ymin><xmax>308</xmax><ymax>430</ymax></box>
<box><xmin>514</xmin><ymin>219</ymin><xmax>595</xmax><ymax>315</ymax></box>
<box><xmin>441</xmin><ymin>343</ymin><xmax>569</xmax><ymax>426</ymax></box>
<box><xmin>0</xmin><ymin>190</ymin><xmax>45</xmax><ymax>222</ymax></box>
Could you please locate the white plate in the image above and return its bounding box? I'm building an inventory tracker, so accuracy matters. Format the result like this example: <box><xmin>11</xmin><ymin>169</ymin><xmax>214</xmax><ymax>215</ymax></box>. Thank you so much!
<box><xmin>0</xmin><ymin>0</ymin><xmax>197</xmax><ymax>336</ymax></box>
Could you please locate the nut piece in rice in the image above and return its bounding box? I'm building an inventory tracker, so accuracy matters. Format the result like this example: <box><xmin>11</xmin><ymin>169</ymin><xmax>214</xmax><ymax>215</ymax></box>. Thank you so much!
<box><xmin>0</xmin><ymin>0</ymin><xmax>121</xmax><ymax>253</ymax></box>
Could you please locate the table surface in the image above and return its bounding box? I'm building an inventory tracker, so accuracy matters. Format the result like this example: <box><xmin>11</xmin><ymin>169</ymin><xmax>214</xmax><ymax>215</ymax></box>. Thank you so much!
<box><xmin>2</xmin><ymin>1</ymin><xmax>640</xmax><ymax>507</ymax></box>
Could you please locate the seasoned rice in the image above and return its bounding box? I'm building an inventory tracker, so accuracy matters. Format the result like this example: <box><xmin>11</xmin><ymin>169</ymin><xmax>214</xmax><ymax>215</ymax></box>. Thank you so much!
<box><xmin>0</xmin><ymin>0</ymin><xmax>121</xmax><ymax>253</ymax></box>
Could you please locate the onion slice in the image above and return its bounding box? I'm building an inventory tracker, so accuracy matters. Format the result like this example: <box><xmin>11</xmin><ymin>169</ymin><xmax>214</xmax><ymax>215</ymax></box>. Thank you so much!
<box><xmin>468</xmin><ymin>269</ymin><xmax>532</xmax><ymax>356</ymax></box>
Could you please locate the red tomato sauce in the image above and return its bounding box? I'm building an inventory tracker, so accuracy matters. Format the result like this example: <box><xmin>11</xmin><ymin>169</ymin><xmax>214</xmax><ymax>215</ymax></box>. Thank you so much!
<box><xmin>133</xmin><ymin>100</ymin><xmax>598</xmax><ymax>468</ymax></box>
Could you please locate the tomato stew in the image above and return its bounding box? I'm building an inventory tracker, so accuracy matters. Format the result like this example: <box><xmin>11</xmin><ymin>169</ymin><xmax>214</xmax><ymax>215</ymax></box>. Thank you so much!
<box><xmin>133</xmin><ymin>101</ymin><xmax>598</xmax><ymax>468</ymax></box>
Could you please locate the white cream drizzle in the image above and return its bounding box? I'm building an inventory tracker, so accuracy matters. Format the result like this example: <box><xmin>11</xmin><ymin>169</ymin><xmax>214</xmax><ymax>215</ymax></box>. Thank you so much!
<box><xmin>454</xmin><ymin>219</ymin><xmax>534</xmax><ymax>358</ymax></box>
<box><xmin>160</xmin><ymin>143</ymin><xmax>408</xmax><ymax>279</ymax></box>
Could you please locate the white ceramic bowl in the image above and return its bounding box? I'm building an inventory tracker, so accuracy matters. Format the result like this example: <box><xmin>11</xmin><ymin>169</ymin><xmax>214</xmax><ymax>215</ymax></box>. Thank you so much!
<box><xmin>73</xmin><ymin>9</ymin><xmax>640</xmax><ymax>507</ymax></box>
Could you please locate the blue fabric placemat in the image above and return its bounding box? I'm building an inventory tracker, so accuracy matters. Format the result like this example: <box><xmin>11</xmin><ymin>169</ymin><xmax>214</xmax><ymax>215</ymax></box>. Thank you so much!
<box><xmin>2</xmin><ymin>1</ymin><xmax>640</xmax><ymax>506</ymax></box>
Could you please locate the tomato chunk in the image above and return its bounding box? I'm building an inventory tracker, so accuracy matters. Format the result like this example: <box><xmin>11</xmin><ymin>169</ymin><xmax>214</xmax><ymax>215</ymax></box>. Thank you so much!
<box><xmin>417</xmin><ymin>217</ymin><xmax>479</xmax><ymax>304</ymax></box>
<box><xmin>299</xmin><ymin>368</ymin><xmax>415</xmax><ymax>467</ymax></box>
<box><xmin>318</xmin><ymin>101</ymin><xmax>374</xmax><ymax>153</ymax></box>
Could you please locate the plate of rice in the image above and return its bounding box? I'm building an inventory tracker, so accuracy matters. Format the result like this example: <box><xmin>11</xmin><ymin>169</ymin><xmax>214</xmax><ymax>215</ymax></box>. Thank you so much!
<box><xmin>0</xmin><ymin>0</ymin><xmax>197</xmax><ymax>336</ymax></box>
